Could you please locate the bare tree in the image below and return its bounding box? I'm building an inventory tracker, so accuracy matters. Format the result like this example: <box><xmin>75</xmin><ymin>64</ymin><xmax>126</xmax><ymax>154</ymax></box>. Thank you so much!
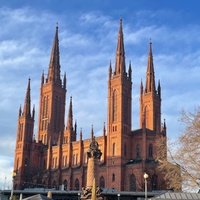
<box><xmin>176</xmin><ymin>108</ymin><xmax>200</xmax><ymax>189</ymax></box>
<box><xmin>155</xmin><ymin>135</ymin><xmax>182</xmax><ymax>191</ymax></box>
<box><xmin>156</xmin><ymin>108</ymin><xmax>200</xmax><ymax>191</ymax></box>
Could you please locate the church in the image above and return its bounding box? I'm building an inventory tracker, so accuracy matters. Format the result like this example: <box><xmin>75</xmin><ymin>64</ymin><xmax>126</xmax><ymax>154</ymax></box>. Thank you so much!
<box><xmin>13</xmin><ymin>19</ymin><xmax>168</xmax><ymax>191</ymax></box>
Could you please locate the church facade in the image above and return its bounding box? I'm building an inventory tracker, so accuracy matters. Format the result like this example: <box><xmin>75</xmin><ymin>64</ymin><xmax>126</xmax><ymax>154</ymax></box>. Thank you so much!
<box><xmin>13</xmin><ymin>20</ymin><xmax>167</xmax><ymax>191</ymax></box>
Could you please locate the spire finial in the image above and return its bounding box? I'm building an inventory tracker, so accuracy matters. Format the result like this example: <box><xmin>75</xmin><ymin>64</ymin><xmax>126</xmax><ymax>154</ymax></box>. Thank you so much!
<box><xmin>120</xmin><ymin>17</ymin><xmax>123</xmax><ymax>31</ymax></box>
<box><xmin>149</xmin><ymin>38</ymin><xmax>153</xmax><ymax>56</ymax></box>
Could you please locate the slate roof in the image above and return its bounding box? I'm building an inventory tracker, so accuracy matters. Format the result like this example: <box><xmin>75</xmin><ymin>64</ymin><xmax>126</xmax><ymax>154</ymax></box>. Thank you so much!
<box><xmin>23</xmin><ymin>194</ymin><xmax>52</xmax><ymax>200</ymax></box>
<box><xmin>149</xmin><ymin>192</ymin><xmax>200</xmax><ymax>200</ymax></box>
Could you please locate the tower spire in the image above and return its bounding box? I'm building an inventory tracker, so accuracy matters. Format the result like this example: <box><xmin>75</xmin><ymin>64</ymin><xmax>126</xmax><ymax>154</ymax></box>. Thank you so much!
<box><xmin>140</xmin><ymin>79</ymin><xmax>143</xmax><ymax>95</ymax></box>
<box><xmin>23</xmin><ymin>78</ymin><xmax>31</xmax><ymax>117</ymax></box>
<box><xmin>67</xmin><ymin>96</ymin><xmax>73</xmax><ymax>130</ymax></box>
<box><xmin>48</xmin><ymin>24</ymin><xmax>61</xmax><ymax>84</ymax></box>
<box><xmin>128</xmin><ymin>61</ymin><xmax>132</xmax><ymax>79</ymax></box>
<box><xmin>158</xmin><ymin>79</ymin><xmax>161</xmax><ymax>97</ymax></box>
<box><xmin>145</xmin><ymin>40</ymin><xmax>156</xmax><ymax>93</ymax></box>
<box><xmin>115</xmin><ymin>18</ymin><xmax>126</xmax><ymax>75</ymax></box>
<box><xmin>91</xmin><ymin>125</ymin><xmax>94</xmax><ymax>140</ymax></box>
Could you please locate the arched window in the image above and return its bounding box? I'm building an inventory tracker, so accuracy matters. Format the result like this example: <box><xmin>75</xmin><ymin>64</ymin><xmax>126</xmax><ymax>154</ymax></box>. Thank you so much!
<box><xmin>73</xmin><ymin>154</ymin><xmax>75</xmax><ymax>165</ymax></box>
<box><xmin>112</xmin><ymin>173</ymin><xmax>115</xmax><ymax>182</ymax></box>
<box><xmin>99</xmin><ymin>176</ymin><xmax>105</xmax><ymax>189</ymax></box>
<box><xmin>76</xmin><ymin>154</ymin><xmax>78</xmax><ymax>165</ymax></box>
<box><xmin>42</xmin><ymin>180</ymin><xmax>46</xmax><ymax>188</ymax></box>
<box><xmin>124</xmin><ymin>143</ymin><xmax>127</xmax><ymax>156</ymax></box>
<box><xmin>112</xmin><ymin>143</ymin><xmax>116</xmax><ymax>156</ymax></box>
<box><xmin>149</xmin><ymin>144</ymin><xmax>153</xmax><ymax>158</ymax></box>
<box><xmin>55</xmin><ymin>157</ymin><xmax>57</xmax><ymax>168</ymax></box>
<box><xmin>136</xmin><ymin>144</ymin><xmax>140</xmax><ymax>158</ymax></box>
<box><xmin>74</xmin><ymin>178</ymin><xmax>79</xmax><ymax>190</ymax></box>
<box><xmin>44</xmin><ymin>135</ymin><xmax>47</xmax><ymax>144</ymax></box>
<box><xmin>43</xmin><ymin>159</ymin><xmax>46</xmax><ymax>170</ymax></box>
<box><xmin>112</xmin><ymin>90</ymin><xmax>117</xmax><ymax>122</ymax></box>
<box><xmin>144</xmin><ymin>106</ymin><xmax>150</xmax><ymax>128</ymax></box>
<box><xmin>42</xmin><ymin>96</ymin><xmax>46</xmax><ymax>118</ymax></box>
<box><xmin>63</xmin><ymin>179</ymin><xmax>68</xmax><ymax>190</ymax></box>
<box><xmin>52</xmin><ymin>180</ymin><xmax>57</xmax><ymax>189</ymax></box>
<box><xmin>16</xmin><ymin>158</ymin><xmax>19</xmax><ymax>170</ymax></box>
<box><xmin>129</xmin><ymin>174</ymin><xmax>136</xmax><ymax>191</ymax></box>
<box><xmin>151</xmin><ymin>174</ymin><xmax>158</xmax><ymax>190</ymax></box>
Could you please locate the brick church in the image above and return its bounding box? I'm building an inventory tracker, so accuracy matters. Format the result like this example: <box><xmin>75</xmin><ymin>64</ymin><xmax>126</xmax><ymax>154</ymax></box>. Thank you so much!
<box><xmin>13</xmin><ymin>19</ymin><xmax>168</xmax><ymax>191</ymax></box>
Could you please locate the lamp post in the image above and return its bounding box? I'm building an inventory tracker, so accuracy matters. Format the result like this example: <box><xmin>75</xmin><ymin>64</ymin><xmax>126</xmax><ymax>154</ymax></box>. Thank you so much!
<box><xmin>9</xmin><ymin>171</ymin><xmax>16</xmax><ymax>200</ymax></box>
<box><xmin>144</xmin><ymin>172</ymin><xmax>149</xmax><ymax>200</ymax></box>
<box><xmin>117</xmin><ymin>193</ymin><xmax>120</xmax><ymax>200</ymax></box>
<box><xmin>78</xmin><ymin>192</ymin><xmax>81</xmax><ymax>200</ymax></box>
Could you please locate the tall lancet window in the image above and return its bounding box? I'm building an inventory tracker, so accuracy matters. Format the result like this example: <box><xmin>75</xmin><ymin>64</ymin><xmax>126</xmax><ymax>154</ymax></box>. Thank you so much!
<box><xmin>112</xmin><ymin>90</ymin><xmax>117</xmax><ymax>122</ymax></box>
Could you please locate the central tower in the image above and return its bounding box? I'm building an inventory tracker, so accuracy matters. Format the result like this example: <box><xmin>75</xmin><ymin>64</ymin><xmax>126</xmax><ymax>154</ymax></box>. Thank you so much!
<box><xmin>107</xmin><ymin>19</ymin><xmax>132</xmax><ymax>190</ymax></box>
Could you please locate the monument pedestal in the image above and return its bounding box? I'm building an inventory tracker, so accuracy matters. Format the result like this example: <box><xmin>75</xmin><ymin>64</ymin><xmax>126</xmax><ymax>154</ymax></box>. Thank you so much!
<box><xmin>80</xmin><ymin>136</ymin><xmax>103</xmax><ymax>200</ymax></box>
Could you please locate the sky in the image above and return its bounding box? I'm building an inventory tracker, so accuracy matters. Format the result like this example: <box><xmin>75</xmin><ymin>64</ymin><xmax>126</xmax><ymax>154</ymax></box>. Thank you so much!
<box><xmin>1</xmin><ymin>0</ymin><xmax>200</xmax><ymax>189</ymax></box>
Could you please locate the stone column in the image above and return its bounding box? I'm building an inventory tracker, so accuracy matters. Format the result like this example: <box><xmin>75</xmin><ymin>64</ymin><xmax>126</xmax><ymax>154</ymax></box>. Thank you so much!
<box><xmin>86</xmin><ymin>137</ymin><xmax>102</xmax><ymax>189</ymax></box>
<box><xmin>81</xmin><ymin>137</ymin><xmax>102</xmax><ymax>200</ymax></box>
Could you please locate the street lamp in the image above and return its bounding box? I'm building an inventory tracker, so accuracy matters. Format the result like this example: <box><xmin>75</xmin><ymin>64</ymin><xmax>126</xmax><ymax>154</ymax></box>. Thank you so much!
<box><xmin>117</xmin><ymin>193</ymin><xmax>120</xmax><ymax>200</ymax></box>
<box><xmin>78</xmin><ymin>192</ymin><xmax>81</xmax><ymax>200</ymax></box>
<box><xmin>144</xmin><ymin>172</ymin><xmax>149</xmax><ymax>200</ymax></box>
<box><xmin>9</xmin><ymin>171</ymin><xmax>16</xmax><ymax>200</ymax></box>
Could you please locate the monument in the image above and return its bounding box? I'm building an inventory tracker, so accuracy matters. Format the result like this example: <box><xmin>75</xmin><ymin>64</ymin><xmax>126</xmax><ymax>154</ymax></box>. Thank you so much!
<box><xmin>81</xmin><ymin>135</ymin><xmax>103</xmax><ymax>200</ymax></box>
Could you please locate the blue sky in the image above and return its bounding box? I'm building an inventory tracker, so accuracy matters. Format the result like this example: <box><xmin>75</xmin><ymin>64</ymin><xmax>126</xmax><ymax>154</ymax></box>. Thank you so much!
<box><xmin>1</xmin><ymin>0</ymin><xmax>200</xmax><ymax>188</ymax></box>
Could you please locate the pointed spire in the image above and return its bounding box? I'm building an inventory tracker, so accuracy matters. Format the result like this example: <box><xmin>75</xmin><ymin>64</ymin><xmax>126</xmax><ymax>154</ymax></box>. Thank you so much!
<box><xmin>80</xmin><ymin>128</ymin><xmax>82</xmax><ymax>141</ymax></box>
<box><xmin>128</xmin><ymin>61</ymin><xmax>132</xmax><ymax>79</ymax></box>
<box><xmin>145</xmin><ymin>40</ymin><xmax>156</xmax><ymax>93</ymax></box>
<box><xmin>163</xmin><ymin>119</ymin><xmax>166</xmax><ymax>130</ymax></box>
<box><xmin>103</xmin><ymin>122</ymin><xmax>106</xmax><ymax>137</ymax></box>
<box><xmin>67</xmin><ymin>96</ymin><xmax>73</xmax><ymax>130</ymax></box>
<box><xmin>47</xmin><ymin>24</ymin><xmax>61</xmax><ymax>84</ymax></box>
<box><xmin>32</xmin><ymin>105</ymin><xmax>35</xmax><ymax>119</ymax></box>
<box><xmin>140</xmin><ymin>79</ymin><xmax>144</xmax><ymax>95</ymax></box>
<box><xmin>109</xmin><ymin>60</ymin><xmax>112</xmax><ymax>79</ymax></box>
<box><xmin>157</xmin><ymin>79</ymin><xmax>161</xmax><ymax>97</ymax></box>
<box><xmin>74</xmin><ymin>120</ymin><xmax>77</xmax><ymax>135</ymax></box>
<box><xmin>162</xmin><ymin>119</ymin><xmax>167</xmax><ymax>135</ymax></box>
<box><xmin>115</xmin><ymin>18</ymin><xmax>126</xmax><ymax>75</ymax></box>
<box><xmin>41</xmin><ymin>71</ymin><xmax>44</xmax><ymax>85</ymax></box>
<box><xmin>23</xmin><ymin>78</ymin><xmax>31</xmax><ymax>117</ymax></box>
<box><xmin>63</xmin><ymin>72</ymin><xmax>66</xmax><ymax>89</ymax></box>
<box><xmin>91</xmin><ymin>125</ymin><xmax>94</xmax><ymax>140</ymax></box>
<box><xmin>19</xmin><ymin>105</ymin><xmax>22</xmax><ymax>117</ymax></box>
